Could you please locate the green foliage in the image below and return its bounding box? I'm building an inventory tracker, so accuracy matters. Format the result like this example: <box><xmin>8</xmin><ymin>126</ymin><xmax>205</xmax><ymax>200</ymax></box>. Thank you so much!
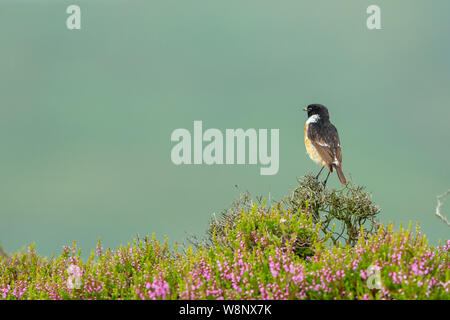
<box><xmin>0</xmin><ymin>245</ymin><xmax>8</xmax><ymax>261</ymax></box>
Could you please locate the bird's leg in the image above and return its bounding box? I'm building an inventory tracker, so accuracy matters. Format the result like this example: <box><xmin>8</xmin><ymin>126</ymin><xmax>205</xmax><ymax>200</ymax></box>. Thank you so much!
<box><xmin>322</xmin><ymin>171</ymin><xmax>331</xmax><ymax>187</ymax></box>
<box><xmin>315</xmin><ymin>166</ymin><xmax>325</xmax><ymax>180</ymax></box>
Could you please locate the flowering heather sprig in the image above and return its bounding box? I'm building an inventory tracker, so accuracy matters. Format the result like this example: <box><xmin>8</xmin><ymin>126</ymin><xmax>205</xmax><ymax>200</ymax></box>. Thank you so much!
<box><xmin>96</xmin><ymin>238</ymin><xmax>103</xmax><ymax>258</ymax></box>
<box><xmin>0</xmin><ymin>204</ymin><xmax>448</xmax><ymax>300</ymax></box>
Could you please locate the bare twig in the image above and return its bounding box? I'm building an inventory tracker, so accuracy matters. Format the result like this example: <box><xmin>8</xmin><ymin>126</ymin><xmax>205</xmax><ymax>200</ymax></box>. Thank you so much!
<box><xmin>435</xmin><ymin>190</ymin><xmax>450</xmax><ymax>227</ymax></box>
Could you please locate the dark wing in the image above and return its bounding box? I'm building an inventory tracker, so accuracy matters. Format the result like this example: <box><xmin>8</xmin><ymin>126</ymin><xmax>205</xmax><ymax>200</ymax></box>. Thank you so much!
<box><xmin>328</xmin><ymin>123</ymin><xmax>343</xmax><ymax>164</ymax></box>
<box><xmin>335</xmin><ymin>143</ymin><xmax>343</xmax><ymax>164</ymax></box>
<box><xmin>308</xmin><ymin>122</ymin><xmax>343</xmax><ymax>167</ymax></box>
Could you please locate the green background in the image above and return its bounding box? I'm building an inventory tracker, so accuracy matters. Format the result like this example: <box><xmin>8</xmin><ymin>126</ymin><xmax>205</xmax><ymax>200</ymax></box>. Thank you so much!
<box><xmin>1</xmin><ymin>0</ymin><xmax>449</xmax><ymax>257</ymax></box>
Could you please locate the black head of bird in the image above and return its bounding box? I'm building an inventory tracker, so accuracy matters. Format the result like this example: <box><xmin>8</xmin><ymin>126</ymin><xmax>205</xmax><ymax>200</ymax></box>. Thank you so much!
<box><xmin>303</xmin><ymin>104</ymin><xmax>329</xmax><ymax>120</ymax></box>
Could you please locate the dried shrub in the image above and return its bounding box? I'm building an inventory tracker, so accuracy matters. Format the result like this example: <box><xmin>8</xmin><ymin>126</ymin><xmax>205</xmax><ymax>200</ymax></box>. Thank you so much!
<box><xmin>190</xmin><ymin>175</ymin><xmax>381</xmax><ymax>252</ymax></box>
<box><xmin>285</xmin><ymin>174</ymin><xmax>381</xmax><ymax>246</ymax></box>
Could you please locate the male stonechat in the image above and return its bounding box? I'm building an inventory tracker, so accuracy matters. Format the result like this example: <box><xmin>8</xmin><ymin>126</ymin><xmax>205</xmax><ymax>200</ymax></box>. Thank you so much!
<box><xmin>303</xmin><ymin>104</ymin><xmax>347</xmax><ymax>186</ymax></box>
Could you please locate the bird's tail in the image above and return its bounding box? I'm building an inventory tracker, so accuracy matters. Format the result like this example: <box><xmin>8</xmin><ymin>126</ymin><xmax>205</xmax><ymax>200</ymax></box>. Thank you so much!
<box><xmin>333</xmin><ymin>164</ymin><xmax>347</xmax><ymax>185</ymax></box>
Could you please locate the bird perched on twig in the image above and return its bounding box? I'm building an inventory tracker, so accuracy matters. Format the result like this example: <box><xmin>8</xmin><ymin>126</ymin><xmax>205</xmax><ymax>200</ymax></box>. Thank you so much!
<box><xmin>303</xmin><ymin>104</ymin><xmax>347</xmax><ymax>186</ymax></box>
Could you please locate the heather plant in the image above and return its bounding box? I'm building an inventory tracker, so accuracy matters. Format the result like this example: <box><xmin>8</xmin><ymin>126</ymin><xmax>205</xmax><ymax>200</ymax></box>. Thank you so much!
<box><xmin>188</xmin><ymin>188</ymin><xmax>258</xmax><ymax>250</ymax></box>
<box><xmin>192</xmin><ymin>175</ymin><xmax>380</xmax><ymax>251</ymax></box>
<box><xmin>0</xmin><ymin>245</ymin><xmax>7</xmax><ymax>260</ymax></box>
<box><xmin>1</xmin><ymin>199</ymin><xmax>448</xmax><ymax>300</ymax></box>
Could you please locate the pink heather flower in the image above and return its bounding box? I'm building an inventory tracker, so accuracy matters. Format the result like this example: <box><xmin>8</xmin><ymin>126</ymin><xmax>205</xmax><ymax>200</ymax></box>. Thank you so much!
<box><xmin>269</xmin><ymin>256</ymin><xmax>280</xmax><ymax>278</ymax></box>
<box><xmin>1</xmin><ymin>285</ymin><xmax>11</xmax><ymax>299</ymax></box>
<box><xmin>411</xmin><ymin>262</ymin><xmax>419</xmax><ymax>276</ymax></box>
<box><xmin>360</xmin><ymin>293</ymin><xmax>370</xmax><ymax>300</ymax></box>
<box><xmin>144</xmin><ymin>278</ymin><xmax>170</xmax><ymax>300</ymax></box>
<box><xmin>360</xmin><ymin>270</ymin><xmax>368</xmax><ymax>280</ymax></box>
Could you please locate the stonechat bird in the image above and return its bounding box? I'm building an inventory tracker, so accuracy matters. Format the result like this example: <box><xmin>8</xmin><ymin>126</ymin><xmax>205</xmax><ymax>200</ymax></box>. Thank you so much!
<box><xmin>303</xmin><ymin>104</ymin><xmax>347</xmax><ymax>186</ymax></box>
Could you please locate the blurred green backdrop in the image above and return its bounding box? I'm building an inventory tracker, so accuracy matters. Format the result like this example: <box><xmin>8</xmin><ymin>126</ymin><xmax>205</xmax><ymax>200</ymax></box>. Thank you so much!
<box><xmin>0</xmin><ymin>0</ymin><xmax>449</xmax><ymax>257</ymax></box>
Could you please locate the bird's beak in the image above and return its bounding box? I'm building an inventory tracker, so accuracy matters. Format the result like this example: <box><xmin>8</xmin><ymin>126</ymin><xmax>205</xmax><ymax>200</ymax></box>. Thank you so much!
<box><xmin>302</xmin><ymin>108</ymin><xmax>307</xmax><ymax>111</ymax></box>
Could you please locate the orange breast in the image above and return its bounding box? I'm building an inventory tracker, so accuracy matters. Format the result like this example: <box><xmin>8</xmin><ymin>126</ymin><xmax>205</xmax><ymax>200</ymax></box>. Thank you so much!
<box><xmin>304</xmin><ymin>123</ymin><xmax>311</xmax><ymax>150</ymax></box>
<box><xmin>304</xmin><ymin>122</ymin><xmax>326</xmax><ymax>166</ymax></box>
